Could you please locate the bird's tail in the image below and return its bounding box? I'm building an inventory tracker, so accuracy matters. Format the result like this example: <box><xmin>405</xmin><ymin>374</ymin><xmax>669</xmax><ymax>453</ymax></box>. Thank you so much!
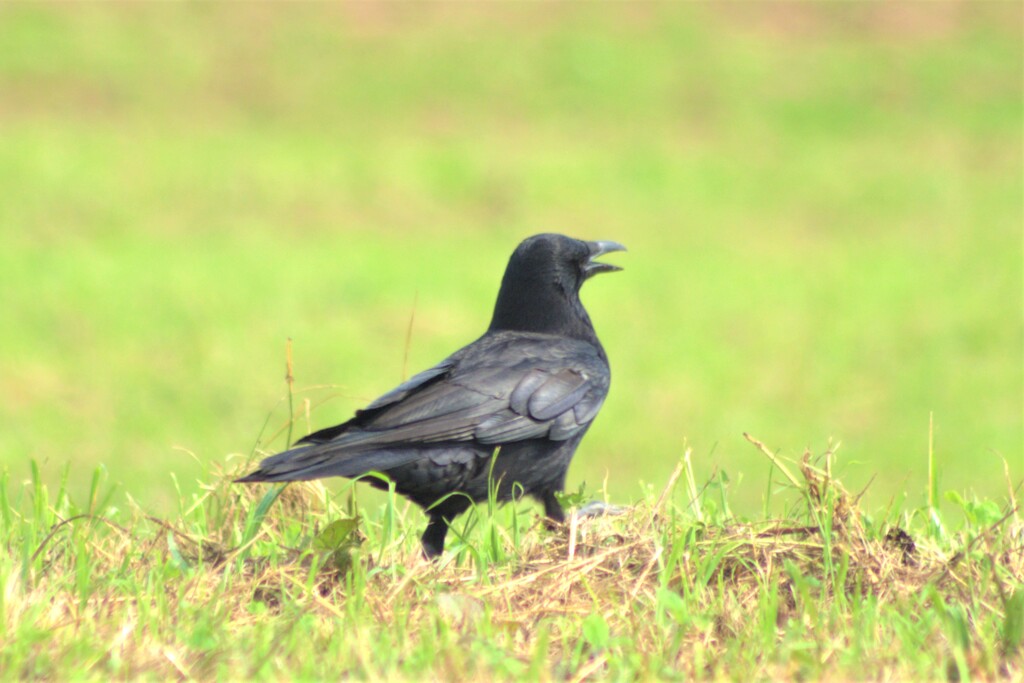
<box><xmin>234</xmin><ymin>443</ymin><xmax>422</xmax><ymax>483</ymax></box>
<box><xmin>234</xmin><ymin>444</ymin><xmax>324</xmax><ymax>483</ymax></box>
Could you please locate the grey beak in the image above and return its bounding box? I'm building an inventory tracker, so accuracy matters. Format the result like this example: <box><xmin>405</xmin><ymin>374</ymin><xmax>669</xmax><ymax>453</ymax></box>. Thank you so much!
<box><xmin>584</xmin><ymin>240</ymin><xmax>627</xmax><ymax>277</ymax></box>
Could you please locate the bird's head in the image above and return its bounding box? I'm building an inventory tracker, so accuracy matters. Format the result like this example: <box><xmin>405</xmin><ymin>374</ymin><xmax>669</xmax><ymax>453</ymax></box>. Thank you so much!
<box><xmin>488</xmin><ymin>233</ymin><xmax>626</xmax><ymax>340</ymax></box>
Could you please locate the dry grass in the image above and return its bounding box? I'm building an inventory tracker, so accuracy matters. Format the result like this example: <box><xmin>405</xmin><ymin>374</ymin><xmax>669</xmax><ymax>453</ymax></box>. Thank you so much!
<box><xmin>4</xmin><ymin>435</ymin><xmax>1021</xmax><ymax>680</ymax></box>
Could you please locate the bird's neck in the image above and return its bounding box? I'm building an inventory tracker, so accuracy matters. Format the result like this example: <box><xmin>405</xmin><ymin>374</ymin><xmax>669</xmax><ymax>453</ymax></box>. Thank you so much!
<box><xmin>487</xmin><ymin>280</ymin><xmax>601</xmax><ymax>345</ymax></box>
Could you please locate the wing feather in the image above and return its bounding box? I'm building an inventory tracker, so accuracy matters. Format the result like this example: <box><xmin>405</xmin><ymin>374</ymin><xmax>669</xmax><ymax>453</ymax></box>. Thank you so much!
<box><xmin>252</xmin><ymin>334</ymin><xmax>610</xmax><ymax>480</ymax></box>
<box><xmin>527</xmin><ymin>369</ymin><xmax>589</xmax><ymax>420</ymax></box>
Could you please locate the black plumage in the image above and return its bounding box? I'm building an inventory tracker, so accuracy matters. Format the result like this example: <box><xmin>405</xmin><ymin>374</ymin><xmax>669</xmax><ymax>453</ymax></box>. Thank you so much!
<box><xmin>237</xmin><ymin>233</ymin><xmax>624</xmax><ymax>557</ymax></box>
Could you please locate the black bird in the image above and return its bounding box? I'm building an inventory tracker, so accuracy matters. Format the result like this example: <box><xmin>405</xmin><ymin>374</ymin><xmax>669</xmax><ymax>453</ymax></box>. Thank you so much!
<box><xmin>237</xmin><ymin>233</ymin><xmax>624</xmax><ymax>557</ymax></box>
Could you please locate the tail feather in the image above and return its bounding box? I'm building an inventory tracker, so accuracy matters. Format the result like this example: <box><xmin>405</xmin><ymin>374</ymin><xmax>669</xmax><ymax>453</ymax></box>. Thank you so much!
<box><xmin>235</xmin><ymin>443</ymin><xmax>422</xmax><ymax>483</ymax></box>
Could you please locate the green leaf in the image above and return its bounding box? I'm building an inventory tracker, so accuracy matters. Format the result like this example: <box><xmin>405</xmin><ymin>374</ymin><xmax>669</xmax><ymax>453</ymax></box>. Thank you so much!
<box><xmin>241</xmin><ymin>483</ymin><xmax>288</xmax><ymax>548</ymax></box>
<box><xmin>945</xmin><ymin>492</ymin><xmax>1005</xmax><ymax>526</ymax></box>
<box><xmin>944</xmin><ymin>490</ymin><xmax>966</xmax><ymax>507</ymax></box>
<box><xmin>188</xmin><ymin>621</ymin><xmax>218</xmax><ymax>651</ymax></box>
<box><xmin>555</xmin><ymin>481</ymin><xmax>588</xmax><ymax>510</ymax></box>
<box><xmin>312</xmin><ymin>518</ymin><xmax>359</xmax><ymax>552</ymax></box>
<box><xmin>166</xmin><ymin>531</ymin><xmax>190</xmax><ymax>572</ymax></box>
<box><xmin>313</xmin><ymin>517</ymin><xmax>361</xmax><ymax>572</ymax></box>
<box><xmin>1003</xmin><ymin>590</ymin><xmax>1024</xmax><ymax>656</ymax></box>
<box><xmin>581</xmin><ymin>613</ymin><xmax>610</xmax><ymax>650</ymax></box>
<box><xmin>656</xmin><ymin>587</ymin><xmax>688</xmax><ymax>625</ymax></box>
<box><xmin>967</xmin><ymin>499</ymin><xmax>1003</xmax><ymax>526</ymax></box>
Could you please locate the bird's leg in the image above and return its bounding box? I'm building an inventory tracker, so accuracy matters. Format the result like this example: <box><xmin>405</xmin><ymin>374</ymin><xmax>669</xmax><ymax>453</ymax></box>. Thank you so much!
<box><xmin>421</xmin><ymin>514</ymin><xmax>450</xmax><ymax>559</ymax></box>
<box><xmin>541</xmin><ymin>490</ymin><xmax>565</xmax><ymax>530</ymax></box>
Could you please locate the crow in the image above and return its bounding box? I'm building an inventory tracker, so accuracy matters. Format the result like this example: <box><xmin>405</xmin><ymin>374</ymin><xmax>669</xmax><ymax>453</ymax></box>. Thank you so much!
<box><xmin>237</xmin><ymin>233</ymin><xmax>624</xmax><ymax>558</ymax></box>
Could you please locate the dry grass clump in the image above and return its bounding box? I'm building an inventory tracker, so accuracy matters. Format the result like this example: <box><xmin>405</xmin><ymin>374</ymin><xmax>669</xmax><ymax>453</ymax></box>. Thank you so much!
<box><xmin>4</xmin><ymin>436</ymin><xmax>1022</xmax><ymax>679</ymax></box>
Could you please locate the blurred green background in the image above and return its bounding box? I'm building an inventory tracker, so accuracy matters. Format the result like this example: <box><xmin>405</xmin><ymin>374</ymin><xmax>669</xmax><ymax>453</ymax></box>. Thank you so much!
<box><xmin>1</xmin><ymin>3</ymin><xmax>1020</xmax><ymax>515</ymax></box>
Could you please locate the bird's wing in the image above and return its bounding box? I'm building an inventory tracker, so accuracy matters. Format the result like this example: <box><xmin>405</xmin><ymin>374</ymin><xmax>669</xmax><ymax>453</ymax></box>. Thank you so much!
<box><xmin>295</xmin><ymin>358</ymin><xmax>456</xmax><ymax>445</ymax></box>
<box><xmin>321</xmin><ymin>361</ymin><xmax>602</xmax><ymax>449</ymax></box>
<box><xmin>243</xmin><ymin>336</ymin><xmax>608</xmax><ymax>481</ymax></box>
<box><xmin>474</xmin><ymin>368</ymin><xmax>604</xmax><ymax>443</ymax></box>
<box><xmin>363</xmin><ymin>360</ymin><xmax>456</xmax><ymax>411</ymax></box>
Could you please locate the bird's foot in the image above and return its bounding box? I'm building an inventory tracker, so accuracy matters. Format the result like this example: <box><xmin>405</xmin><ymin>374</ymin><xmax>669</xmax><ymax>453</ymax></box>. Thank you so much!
<box><xmin>572</xmin><ymin>501</ymin><xmax>628</xmax><ymax>521</ymax></box>
<box><xmin>421</xmin><ymin>518</ymin><xmax>449</xmax><ymax>560</ymax></box>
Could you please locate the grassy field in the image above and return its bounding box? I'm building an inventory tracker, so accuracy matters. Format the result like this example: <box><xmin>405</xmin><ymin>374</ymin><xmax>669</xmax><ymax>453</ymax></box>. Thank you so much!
<box><xmin>1</xmin><ymin>3</ymin><xmax>1021</xmax><ymax>678</ymax></box>
<box><xmin>3</xmin><ymin>436</ymin><xmax>1022</xmax><ymax>679</ymax></box>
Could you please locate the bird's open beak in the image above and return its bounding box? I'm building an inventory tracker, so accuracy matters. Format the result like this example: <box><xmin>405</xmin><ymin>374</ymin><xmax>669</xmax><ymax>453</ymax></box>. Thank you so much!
<box><xmin>584</xmin><ymin>240</ymin><xmax>627</xmax><ymax>277</ymax></box>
